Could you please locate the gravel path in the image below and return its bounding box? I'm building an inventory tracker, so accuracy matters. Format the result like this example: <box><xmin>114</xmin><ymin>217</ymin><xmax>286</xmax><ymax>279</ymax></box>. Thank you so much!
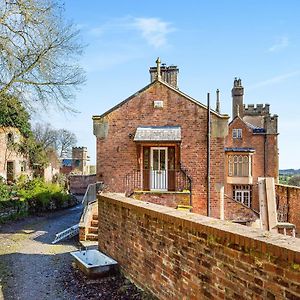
<box><xmin>0</xmin><ymin>203</ymin><xmax>155</xmax><ymax>300</ymax></box>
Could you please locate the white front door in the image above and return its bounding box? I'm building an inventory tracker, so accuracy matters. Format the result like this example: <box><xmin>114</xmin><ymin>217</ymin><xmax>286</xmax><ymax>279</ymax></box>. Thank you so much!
<box><xmin>150</xmin><ymin>147</ymin><xmax>168</xmax><ymax>191</ymax></box>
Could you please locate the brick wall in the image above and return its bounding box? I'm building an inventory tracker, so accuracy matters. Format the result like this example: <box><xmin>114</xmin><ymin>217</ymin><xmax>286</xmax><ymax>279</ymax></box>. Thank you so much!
<box><xmin>95</xmin><ymin>81</ymin><xmax>228</xmax><ymax>218</ymax></box>
<box><xmin>69</xmin><ymin>174</ymin><xmax>96</xmax><ymax>195</ymax></box>
<box><xmin>276</xmin><ymin>184</ymin><xmax>300</xmax><ymax>235</ymax></box>
<box><xmin>224</xmin><ymin>195</ymin><xmax>259</xmax><ymax>223</ymax></box>
<box><xmin>99</xmin><ymin>193</ymin><xmax>300</xmax><ymax>300</ymax></box>
<box><xmin>225</xmin><ymin>118</ymin><xmax>266</xmax><ymax>212</ymax></box>
<box><xmin>132</xmin><ymin>191</ymin><xmax>190</xmax><ymax>208</ymax></box>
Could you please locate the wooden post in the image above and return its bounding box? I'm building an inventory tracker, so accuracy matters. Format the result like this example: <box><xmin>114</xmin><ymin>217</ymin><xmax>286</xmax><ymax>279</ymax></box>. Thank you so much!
<box><xmin>258</xmin><ymin>177</ymin><xmax>268</xmax><ymax>230</ymax></box>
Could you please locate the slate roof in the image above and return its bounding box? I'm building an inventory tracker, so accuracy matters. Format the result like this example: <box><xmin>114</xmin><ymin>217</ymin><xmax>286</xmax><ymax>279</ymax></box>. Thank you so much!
<box><xmin>225</xmin><ymin>147</ymin><xmax>255</xmax><ymax>153</ymax></box>
<box><xmin>134</xmin><ymin>126</ymin><xmax>181</xmax><ymax>142</ymax></box>
<box><xmin>62</xmin><ymin>159</ymin><xmax>72</xmax><ymax>166</ymax></box>
<box><xmin>244</xmin><ymin>121</ymin><xmax>266</xmax><ymax>133</ymax></box>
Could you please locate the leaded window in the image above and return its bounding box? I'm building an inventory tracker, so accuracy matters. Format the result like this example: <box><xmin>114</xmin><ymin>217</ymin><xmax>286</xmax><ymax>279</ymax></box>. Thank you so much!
<box><xmin>228</xmin><ymin>155</ymin><xmax>251</xmax><ymax>177</ymax></box>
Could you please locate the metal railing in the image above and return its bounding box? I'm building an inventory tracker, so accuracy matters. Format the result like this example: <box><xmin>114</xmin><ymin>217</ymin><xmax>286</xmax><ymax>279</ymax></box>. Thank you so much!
<box><xmin>80</xmin><ymin>182</ymin><xmax>103</xmax><ymax>226</ymax></box>
<box><xmin>124</xmin><ymin>168</ymin><xmax>192</xmax><ymax>197</ymax></box>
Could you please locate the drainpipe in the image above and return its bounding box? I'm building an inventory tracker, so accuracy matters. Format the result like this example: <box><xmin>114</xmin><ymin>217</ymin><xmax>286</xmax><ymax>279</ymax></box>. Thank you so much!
<box><xmin>207</xmin><ymin>93</ymin><xmax>211</xmax><ymax>217</ymax></box>
<box><xmin>264</xmin><ymin>134</ymin><xmax>267</xmax><ymax>177</ymax></box>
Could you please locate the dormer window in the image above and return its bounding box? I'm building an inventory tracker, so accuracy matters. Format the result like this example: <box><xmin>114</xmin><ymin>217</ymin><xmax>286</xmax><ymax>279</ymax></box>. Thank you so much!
<box><xmin>232</xmin><ymin>128</ymin><xmax>242</xmax><ymax>139</ymax></box>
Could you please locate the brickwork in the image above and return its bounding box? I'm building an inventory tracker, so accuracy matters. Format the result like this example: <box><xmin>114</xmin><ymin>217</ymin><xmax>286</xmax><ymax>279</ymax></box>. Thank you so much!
<box><xmin>276</xmin><ymin>184</ymin><xmax>300</xmax><ymax>235</ymax></box>
<box><xmin>225</xmin><ymin>118</ymin><xmax>265</xmax><ymax>211</ymax></box>
<box><xmin>69</xmin><ymin>174</ymin><xmax>96</xmax><ymax>195</ymax></box>
<box><xmin>227</xmin><ymin>79</ymin><xmax>279</xmax><ymax>221</ymax></box>
<box><xmin>94</xmin><ymin>81</ymin><xmax>228</xmax><ymax>218</ymax></box>
<box><xmin>224</xmin><ymin>195</ymin><xmax>259</xmax><ymax>223</ymax></box>
<box><xmin>132</xmin><ymin>191</ymin><xmax>190</xmax><ymax>208</ymax></box>
<box><xmin>99</xmin><ymin>193</ymin><xmax>300</xmax><ymax>300</ymax></box>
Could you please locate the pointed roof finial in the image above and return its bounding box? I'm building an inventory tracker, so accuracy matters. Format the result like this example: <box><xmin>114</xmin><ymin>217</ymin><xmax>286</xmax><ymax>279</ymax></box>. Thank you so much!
<box><xmin>156</xmin><ymin>57</ymin><xmax>161</xmax><ymax>80</ymax></box>
<box><xmin>216</xmin><ymin>89</ymin><xmax>220</xmax><ymax>113</ymax></box>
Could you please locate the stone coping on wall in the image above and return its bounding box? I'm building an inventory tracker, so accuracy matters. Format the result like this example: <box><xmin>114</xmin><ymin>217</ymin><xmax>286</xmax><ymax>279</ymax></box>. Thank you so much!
<box><xmin>276</xmin><ymin>183</ymin><xmax>300</xmax><ymax>190</ymax></box>
<box><xmin>133</xmin><ymin>190</ymin><xmax>190</xmax><ymax>194</ymax></box>
<box><xmin>100</xmin><ymin>192</ymin><xmax>300</xmax><ymax>264</ymax></box>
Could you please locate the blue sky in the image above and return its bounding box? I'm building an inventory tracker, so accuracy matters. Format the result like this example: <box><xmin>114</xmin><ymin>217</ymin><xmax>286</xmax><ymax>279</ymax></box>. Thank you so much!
<box><xmin>40</xmin><ymin>0</ymin><xmax>300</xmax><ymax>169</ymax></box>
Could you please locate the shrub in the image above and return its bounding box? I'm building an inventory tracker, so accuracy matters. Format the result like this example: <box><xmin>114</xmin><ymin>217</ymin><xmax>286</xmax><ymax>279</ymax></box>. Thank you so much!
<box><xmin>0</xmin><ymin>182</ymin><xmax>10</xmax><ymax>201</ymax></box>
<box><xmin>18</xmin><ymin>177</ymin><xmax>72</xmax><ymax>212</ymax></box>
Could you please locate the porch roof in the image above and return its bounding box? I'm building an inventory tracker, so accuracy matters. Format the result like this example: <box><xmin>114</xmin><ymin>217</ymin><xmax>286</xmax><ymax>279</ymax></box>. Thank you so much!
<box><xmin>134</xmin><ymin>126</ymin><xmax>181</xmax><ymax>142</ymax></box>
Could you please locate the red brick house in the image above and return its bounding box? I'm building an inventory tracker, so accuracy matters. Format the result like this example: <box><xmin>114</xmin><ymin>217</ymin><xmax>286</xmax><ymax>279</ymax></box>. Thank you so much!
<box><xmin>93</xmin><ymin>59</ymin><xmax>229</xmax><ymax>218</ymax></box>
<box><xmin>225</xmin><ymin>78</ymin><xmax>279</xmax><ymax>214</ymax></box>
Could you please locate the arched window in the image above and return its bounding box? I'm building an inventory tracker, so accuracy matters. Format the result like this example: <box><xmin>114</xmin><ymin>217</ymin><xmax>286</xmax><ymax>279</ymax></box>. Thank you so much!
<box><xmin>228</xmin><ymin>155</ymin><xmax>251</xmax><ymax>177</ymax></box>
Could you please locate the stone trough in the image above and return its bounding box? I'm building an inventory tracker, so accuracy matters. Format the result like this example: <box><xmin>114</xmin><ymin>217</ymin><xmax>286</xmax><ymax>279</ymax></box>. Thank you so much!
<box><xmin>71</xmin><ymin>249</ymin><xmax>118</xmax><ymax>278</ymax></box>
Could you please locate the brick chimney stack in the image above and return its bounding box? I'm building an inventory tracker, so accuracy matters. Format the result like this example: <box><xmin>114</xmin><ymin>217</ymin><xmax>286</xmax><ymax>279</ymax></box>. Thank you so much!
<box><xmin>149</xmin><ymin>59</ymin><xmax>179</xmax><ymax>89</ymax></box>
<box><xmin>232</xmin><ymin>78</ymin><xmax>244</xmax><ymax>119</ymax></box>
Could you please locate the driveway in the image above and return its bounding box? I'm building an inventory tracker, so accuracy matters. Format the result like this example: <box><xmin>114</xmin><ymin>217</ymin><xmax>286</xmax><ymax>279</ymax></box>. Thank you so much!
<box><xmin>0</xmin><ymin>202</ymin><xmax>155</xmax><ymax>300</ymax></box>
<box><xmin>0</xmin><ymin>203</ymin><xmax>83</xmax><ymax>300</ymax></box>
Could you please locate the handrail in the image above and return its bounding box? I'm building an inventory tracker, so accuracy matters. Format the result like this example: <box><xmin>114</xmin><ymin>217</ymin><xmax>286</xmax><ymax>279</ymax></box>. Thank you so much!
<box><xmin>124</xmin><ymin>168</ymin><xmax>192</xmax><ymax>198</ymax></box>
<box><xmin>80</xmin><ymin>182</ymin><xmax>103</xmax><ymax>225</ymax></box>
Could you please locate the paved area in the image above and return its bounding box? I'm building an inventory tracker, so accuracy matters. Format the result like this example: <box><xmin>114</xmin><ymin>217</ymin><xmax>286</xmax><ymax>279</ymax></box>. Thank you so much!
<box><xmin>0</xmin><ymin>202</ymin><xmax>155</xmax><ymax>300</ymax></box>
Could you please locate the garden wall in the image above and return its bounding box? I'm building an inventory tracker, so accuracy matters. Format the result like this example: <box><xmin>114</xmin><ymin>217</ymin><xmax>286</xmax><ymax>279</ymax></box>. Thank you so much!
<box><xmin>98</xmin><ymin>193</ymin><xmax>300</xmax><ymax>300</ymax></box>
<box><xmin>276</xmin><ymin>184</ymin><xmax>300</xmax><ymax>235</ymax></box>
<box><xmin>69</xmin><ymin>174</ymin><xmax>96</xmax><ymax>195</ymax></box>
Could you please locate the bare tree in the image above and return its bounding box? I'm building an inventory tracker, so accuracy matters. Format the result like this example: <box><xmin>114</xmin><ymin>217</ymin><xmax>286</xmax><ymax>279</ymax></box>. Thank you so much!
<box><xmin>32</xmin><ymin>123</ymin><xmax>76</xmax><ymax>158</ymax></box>
<box><xmin>32</xmin><ymin>123</ymin><xmax>58</xmax><ymax>149</ymax></box>
<box><xmin>56</xmin><ymin>128</ymin><xmax>77</xmax><ymax>158</ymax></box>
<box><xmin>0</xmin><ymin>0</ymin><xmax>85</xmax><ymax>110</ymax></box>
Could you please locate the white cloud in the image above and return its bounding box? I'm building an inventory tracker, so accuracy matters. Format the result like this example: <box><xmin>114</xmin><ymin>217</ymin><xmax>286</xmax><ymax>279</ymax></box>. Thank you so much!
<box><xmin>268</xmin><ymin>36</ymin><xmax>289</xmax><ymax>52</ymax></box>
<box><xmin>133</xmin><ymin>17</ymin><xmax>174</xmax><ymax>48</ymax></box>
<box><xmin>249</xmin><ymin>70</ymin><xmax>300</xmax><ymax>90</ymax></box>
<box><xmin>88</xmin><ymin>16</ymin><xmax>174</xmax><ymax>48</ymax></box>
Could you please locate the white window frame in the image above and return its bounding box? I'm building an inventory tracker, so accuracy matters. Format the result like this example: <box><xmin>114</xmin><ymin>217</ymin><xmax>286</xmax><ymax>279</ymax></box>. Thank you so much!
<box><xmin>232</xmin><ymin>128</ymin><xmax>242</xmax><ymax>139</ymax></box>
<box><xmin>233</xmin><ymin>186</ymin><xmax>252</xmax><ymax>207</ymax></box>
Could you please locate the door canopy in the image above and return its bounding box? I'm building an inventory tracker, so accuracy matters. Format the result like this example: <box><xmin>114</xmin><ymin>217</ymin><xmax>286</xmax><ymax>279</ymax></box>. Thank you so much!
<box><xmin>133</xmin><ymin>126</ymin><xmax>181</xmax><ymax>142</ymax></box>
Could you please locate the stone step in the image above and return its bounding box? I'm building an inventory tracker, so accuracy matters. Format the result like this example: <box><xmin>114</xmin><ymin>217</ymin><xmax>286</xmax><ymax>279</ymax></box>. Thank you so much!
<box><xmin>86</xmin><ymin>233</ymin><xmax>98</xmax><ymax>241</ymax></box>
<box><xmin>88</xmin><ymin>227</ymin><xmax>98</xmax><ymax>234</ymax></box>
<box><xmin>92</xmin><ymin>214</ymin><xmax>98</xmax><ymax>220</ymax></box>
<box><xmin>91</xmin><ymin>220</ymin><xmax>98</xmax><ymax>227</ymax></box>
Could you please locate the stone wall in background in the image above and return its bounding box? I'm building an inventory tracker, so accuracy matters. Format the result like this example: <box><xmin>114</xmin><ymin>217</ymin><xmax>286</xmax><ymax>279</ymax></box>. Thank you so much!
<box><xmin>276</xmin><ymin>184</ymin><xmax>300</xmax><ymax>235</ymax></box>
<box><xmin>69</xmin><ymin>174</ymin><xmax>96</xmax><ymax>195</ymax></box>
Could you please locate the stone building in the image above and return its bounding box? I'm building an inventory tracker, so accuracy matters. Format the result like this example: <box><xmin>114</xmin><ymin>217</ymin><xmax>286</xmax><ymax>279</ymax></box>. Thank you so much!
<box><xmin>61</xmin><ymin>147</ymin><xmax>93</xmax><ymax>175</ymax></box>
<box><xmin>72</xmin><ymin>147</ymin><xmax>89</xmax><ymax>175</ymax></box>
<box><xmin>225</xmin><ymin>78</ymin><xmax>279</xmax><ymax>214</ymax></box>
<box><xmin>0</xmin><ymin>127</ymin><xmax>32</xmax><ymax>181</ymax></box>
<box><xmin>93</xmin><ymin>59</ymin><xmax>231</xmax><ymax>218</ymax></box>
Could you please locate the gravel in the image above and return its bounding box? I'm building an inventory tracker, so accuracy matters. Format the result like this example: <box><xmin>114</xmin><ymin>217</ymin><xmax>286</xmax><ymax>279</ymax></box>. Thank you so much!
<box><xmin>0</xmin><ymin>203</ymin><xmax>156</xmax><ymax>300</ymax></box>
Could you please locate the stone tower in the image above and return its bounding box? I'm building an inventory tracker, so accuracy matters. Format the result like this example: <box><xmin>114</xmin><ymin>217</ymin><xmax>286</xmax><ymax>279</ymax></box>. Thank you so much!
<box><xmin>232</xmin><ymin>78</ymin><xmax>244</xmax><ymax>118</ymax></box>
<box><xmin>72</xmin><ymin>147</ymin><xmax>89</xmax><ymax>175</ymax></box>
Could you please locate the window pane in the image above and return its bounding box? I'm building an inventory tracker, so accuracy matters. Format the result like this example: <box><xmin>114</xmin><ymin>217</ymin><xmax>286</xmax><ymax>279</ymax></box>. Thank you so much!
<box><xmin>153</xmin><ymin>150</ymin><xmax>159</xmax><ymax>170</ymax></box>
<box><xmin>160</xmin><ymin>149</ymin><xmax>166</xmax><ymax>170</ymax></box>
